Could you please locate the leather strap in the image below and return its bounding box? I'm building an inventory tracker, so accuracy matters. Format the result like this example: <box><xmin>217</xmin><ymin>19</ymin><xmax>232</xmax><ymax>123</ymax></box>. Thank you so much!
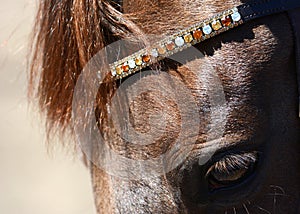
<box><xmin>238</xmin><ymin>0</ymin><xmax>300</xmax><ymax>22</ymax></box>
<box><xmin>287</xmin><ymin>8</ymin><xmax>300</xmax><ymax>117</ymax></box>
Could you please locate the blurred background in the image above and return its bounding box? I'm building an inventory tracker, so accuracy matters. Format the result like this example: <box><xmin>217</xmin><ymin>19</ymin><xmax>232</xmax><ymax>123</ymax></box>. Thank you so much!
<box><xmin>0</xmin><ymin>1</ymin><xmax>96</xmax><ymax>213</ymax></box>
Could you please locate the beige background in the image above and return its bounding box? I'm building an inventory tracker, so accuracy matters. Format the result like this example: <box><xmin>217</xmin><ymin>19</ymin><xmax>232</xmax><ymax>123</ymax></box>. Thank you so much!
<box><xmin>0</xmin><ymin>1</ymin><xmax>96</xmax><ymax>213</ymax></box>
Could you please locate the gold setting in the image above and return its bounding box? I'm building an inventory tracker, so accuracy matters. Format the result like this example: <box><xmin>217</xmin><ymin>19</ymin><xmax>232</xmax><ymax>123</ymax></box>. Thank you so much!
<box><xmin>110</xmin><ymin>8</ymin><xmax>243</xmax><ymax>79</ymax></box>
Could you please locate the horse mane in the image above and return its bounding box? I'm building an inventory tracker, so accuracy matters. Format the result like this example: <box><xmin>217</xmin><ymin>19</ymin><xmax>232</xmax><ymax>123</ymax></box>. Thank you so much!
<box><xmin>28</xmin><ymin>0</ymin><xmax>142</xmax><ymax>143</ymax></box>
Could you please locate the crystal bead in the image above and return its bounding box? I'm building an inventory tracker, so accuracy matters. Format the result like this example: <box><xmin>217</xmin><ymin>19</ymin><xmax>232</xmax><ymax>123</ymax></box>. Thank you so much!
<box><xmin>151</xmin><ymin>49</ymin><xmax>159</xmax><ymax>58</ymax></box>
<box><xmin>157</xmin><ymin>46</ymin><xmax>166</xmax><ymax>55</ymax></box>
<box><xmin>193</xmin><ymin>29</ymin><xmax>203</xmax><ymax>40</ymax></box>
<box><xmin>203</xmin><ymin>25</ymin><xmax>212</xmax><ymax>35</ymax></box>
<box><xmin>116</xmin><ymin>66</ymin><xmax>123</xmax><ymax>75</ymax></box>
<box><xmin>184</xmin><ymin>34</ymin><xmax>193</xmax><ymax>43</ymax></box>
<box><xmin>221</xmin><ymin>16</ymin><xmax>232</xmax><ymax>27</ymax></box>
<box><xmin>211</xmin><ymin>20</ymin><xmax>222</xmax><ymax>31</ymax></box>
<box><xmin>166</xmin><ymin>41</ymin><xmax>175</xmax><ymax>51</ymax></box>
<box><xmin>175</xmin><ymin>37</ymin><xmax>185</xmax><ymax>47</ymax></box>
<box><xmin>128</xmin><ymin>60</ymin><xmax>136</xmax><ymax>69</ymax></box>
<box><xmin>122</xmin><ymin>64</ymin><xmax>129</xmax><ymax>72</ymax></box>
<box><xmin>135</xmin><ymin>57</ymin><xmax>143</xmax><ymax>66</ymax></box>
<box><xmin>231</xmin><ymin>12</ymin><xmax>241</xmax><ymax>22</ymax></box>
<box><xmin>142</xmin><ymin>55</ymin><xmax>151</xmax><ymax>63</ymax></box>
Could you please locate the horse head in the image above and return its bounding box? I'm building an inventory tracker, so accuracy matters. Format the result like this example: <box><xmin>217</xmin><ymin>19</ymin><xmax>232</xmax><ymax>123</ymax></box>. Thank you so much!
<box><xmin>29</xmin><ymin>0</ymin><xmax>300</xmax><ymax>213</ymax></box>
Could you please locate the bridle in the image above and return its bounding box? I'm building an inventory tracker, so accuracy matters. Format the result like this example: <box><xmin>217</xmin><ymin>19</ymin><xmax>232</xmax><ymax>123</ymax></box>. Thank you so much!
<box><xmin>109</xmin><ymin>0</ymin><xmax>300</xmax><ymax>116</ymax></box>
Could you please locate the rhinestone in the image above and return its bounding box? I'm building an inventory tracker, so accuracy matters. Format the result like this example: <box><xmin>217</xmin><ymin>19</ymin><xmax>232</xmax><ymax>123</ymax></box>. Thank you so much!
<box><xmin>231</xmin><ymin>11</ymin><xmax>241</xmax><ymax>22</ymax></box>
<box><xmin>221</xmin><ymin>16</ymin><xmax>232</xmax><ymax>27</ymax></box>
<box><xmin>116</xmin><ymin>66</ymin><xmax>123</xmax><ymax>75</ymax></box>
<box><xmin>128</xmin><ymin>60</ymin><xmax>136</xmax><ymax>69</ymax></box>
<box><xmin>122</xmin><ymin>64</ymin><xmax>129</xmax><ymax>72</ymax></box>
<box><xmin>184</xmin><ymin>34</ymin><xmax>193</xmax><ymax>43</ymax></box>
<box><xmin>166</xmin><ymin>41</ymin><xmax>175</xmax><ymax>51</ymax></box>
<box><xmin>175</xmin><ymin>37</ymin><xmax>185</xmax><ymax>47</ymax></box>
<box><xmin>142</xmin><ymin>55</ymin><xmax>151</xmax><ymax>63</ymax></box>
<box><xmin>157</xmin><ymin>46</ymin><xmax>166</xmax><ymax>55</ymax></box>
<box><xmin>135</xmin><ymin>57</ymin><xmax>143</xmax><ymax>66</ymax></box>
<box><xmin>211</xmin><ymin>20</ymin><xmax>222</xmax><ymax>31</ymax></box>
<box><xmin>111</xmin><ymin>69</ymin><xmax>117</xmax><ymax>76</ymax></box>
<box><xmin>193</xmin><ymin>29</ymin><xmax>203</xmax><ymax>40</ymax></box>
<box><xmin>202</xmin><ymin>25</ymin><xmax>212</xmax><ymax>35</ymax></box>
<box><xmin>151</xmin><ymin>49</ymin><xmax>159</xmax><ymax>58</ymax></box>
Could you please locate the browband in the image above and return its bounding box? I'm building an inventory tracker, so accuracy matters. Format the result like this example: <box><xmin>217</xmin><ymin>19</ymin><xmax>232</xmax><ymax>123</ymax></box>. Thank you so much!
<box><xmin>108</xmin><ymin>0</ymin><xmax>300</xmax><ymax>115</ymax></box>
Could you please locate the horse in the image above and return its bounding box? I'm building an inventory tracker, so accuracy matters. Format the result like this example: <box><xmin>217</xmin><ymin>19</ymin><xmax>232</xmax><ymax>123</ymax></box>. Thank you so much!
<box><xmin>29</xmin><ymin>0</ymin><xmax>300</xmax><ymax>213</ymax></box>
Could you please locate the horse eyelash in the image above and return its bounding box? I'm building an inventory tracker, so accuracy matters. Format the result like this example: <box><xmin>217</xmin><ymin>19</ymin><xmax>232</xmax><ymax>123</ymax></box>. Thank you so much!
<box><xmin>206</xmin><ymin>152</ymin><xmax>258</xmax><ymax>176</ymax></box>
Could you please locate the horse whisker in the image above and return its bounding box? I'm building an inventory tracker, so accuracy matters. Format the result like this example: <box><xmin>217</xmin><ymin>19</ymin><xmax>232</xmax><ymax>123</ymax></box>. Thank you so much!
<box><xmin>243</xmin><ymin>203</ymin><xmax>250</xmax><ymax>214</ymax></box>
<box><xmin>272</xmin><ymin>185</ymin><xmax>277</xmax><ymax>214</ymax></box>
<box><xmin>233</xmin><ymin>207</ymin><xmax>237</xmax><ymax>214</ymax></box>
<box><xmin>269</xmin><ymin>184</ymin><xmax>289</xmax><ymax>214</ymax></box>
<box><xmin>254</xmin><ymin>204</ymin><xmax>271</xmax><ymax>214</ymax></box>
<box><xmin>247</xmin><ymin>200</ymin><xmax>251</xmax><ymax>205</ymax></box>
<box><xmin>269</xmin><ymin>185</ymin><xmax>286</xmax><ymax>194</ymax></box>
<box><xmin>266</xmin><ymin>193</ymin><xmax>288</xmax><ymax>197</ymax></box>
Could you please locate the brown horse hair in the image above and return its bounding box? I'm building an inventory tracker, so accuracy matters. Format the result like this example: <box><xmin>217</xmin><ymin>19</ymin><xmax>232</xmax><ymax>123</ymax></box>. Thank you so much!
<box><xmin>28</xmin><ymin>0</ymin><xmax>145</xmax><ymax>144</ymax></box>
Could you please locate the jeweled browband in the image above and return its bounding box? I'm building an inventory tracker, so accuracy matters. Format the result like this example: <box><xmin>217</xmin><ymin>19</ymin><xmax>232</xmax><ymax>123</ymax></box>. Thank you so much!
<box><xmin>108</xmin><ymin>0</ymin><xmax>300</xmax><ymax>115</ymax></box>
<box><xmin>110</xmin><ymin>7</ymin><xmax>242</xmax><ymax>79</ymax></box>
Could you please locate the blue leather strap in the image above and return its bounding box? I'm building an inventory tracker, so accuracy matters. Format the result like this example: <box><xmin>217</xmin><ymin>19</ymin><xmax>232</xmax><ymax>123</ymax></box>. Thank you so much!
<box><xmin>238</xmin><ymin>0</ymin><xmax>300</xmax><ymax>22</ymax></box>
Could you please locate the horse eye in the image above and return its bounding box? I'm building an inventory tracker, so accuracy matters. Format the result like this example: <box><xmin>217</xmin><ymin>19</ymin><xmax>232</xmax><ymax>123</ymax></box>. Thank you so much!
<box><xmin>205</xmin><ymin>152</ymin><xmax>258</xmax><ymax>190</ymax></box>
